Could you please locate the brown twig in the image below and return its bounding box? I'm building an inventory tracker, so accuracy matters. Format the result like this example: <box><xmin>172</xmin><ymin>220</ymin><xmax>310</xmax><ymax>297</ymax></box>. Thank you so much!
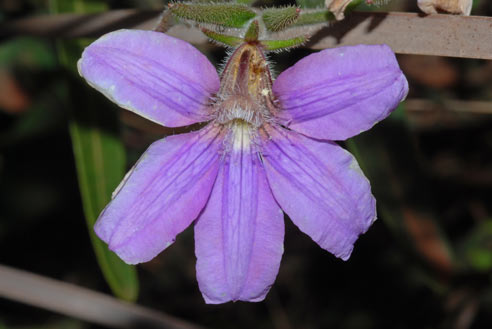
<box><xmin>0</xmin><ymin>9</ymin><xmax>161</xmax><ymax>38</ymax></box>
<box><xmin>405</xmin><ymin>99</ymin><xmax>492</xmax><ymax>115</ymax></box>
<box><xmin>307</xmin><ymin>12</ymin><xmax>492</xmax><ymax>60</ymax></box>
<box><xmin>0</xmin><ymin>263</ymin><xmax>206</xmax><ymax>329</ymax></box>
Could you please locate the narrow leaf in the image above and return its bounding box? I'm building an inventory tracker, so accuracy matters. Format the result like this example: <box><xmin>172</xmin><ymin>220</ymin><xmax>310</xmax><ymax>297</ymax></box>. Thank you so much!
<box><xmin>50</xmin><ymin>0</ymin><xmax>139</xmax><ymax>302</ymax></box>
<box><xmin>67</xmin><ymin>90</ymin><xmax>139</xmax><ymax>302</ymax></box>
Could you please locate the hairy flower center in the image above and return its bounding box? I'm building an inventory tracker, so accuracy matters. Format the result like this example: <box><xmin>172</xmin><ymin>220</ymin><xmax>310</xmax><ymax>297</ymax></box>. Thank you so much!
<box><xmin>213</xmin><ymin>43</ymin><xmax>278</xmax><ymax>128</ymax></box>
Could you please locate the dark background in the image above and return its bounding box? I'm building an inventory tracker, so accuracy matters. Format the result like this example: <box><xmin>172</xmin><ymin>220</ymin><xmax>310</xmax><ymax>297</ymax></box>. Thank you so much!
<box><xmin>0</xmin><ymin>0</ymin><xmax>491</xmax><ymax>328</ymax></box>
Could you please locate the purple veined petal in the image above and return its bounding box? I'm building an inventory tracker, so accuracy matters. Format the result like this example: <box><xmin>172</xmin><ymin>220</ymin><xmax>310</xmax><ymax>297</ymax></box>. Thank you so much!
<box><xmin>261</xmin><ymin>125</ymin><xmax>376</xmax><ymax>260</ymax></box>
<box><xmin>273</xmin><ymin>44</ymin><xmax>408</xmax><ymax>141</ymax></box>
<box><xmin>78</xmin><ymin>29</ymin><xmax>220</xmax><ymax>127</ymax></box>
<box><xmin>95</xmin><ymin>125</ymin><xmax>223</xmax><ymax>264</ymax></box>
<box><xmin>195</xmin><ymin>123</ymin><xmax>284</xmax><ymax>304</ymax></box>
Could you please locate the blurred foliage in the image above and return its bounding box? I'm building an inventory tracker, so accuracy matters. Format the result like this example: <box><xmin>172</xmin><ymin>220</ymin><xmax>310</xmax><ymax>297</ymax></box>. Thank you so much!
<box><xmin>459</xmin><ymin>220</ymin><xmax>492</xmax><ymax>272</ymax></box>
<box><xmin>0</xmin><ymin>0</ymin><xmax>492</xmax><ymax>329</ymax></box>
<box><xmin>0</xmin><ymin>38</ymin><xmax>55</xmax><ymax>68</ymax></box>
<box><xmin>0</xmin><ymin>37</ymin><xmax>60</xmax><ymax>144</ymax></box>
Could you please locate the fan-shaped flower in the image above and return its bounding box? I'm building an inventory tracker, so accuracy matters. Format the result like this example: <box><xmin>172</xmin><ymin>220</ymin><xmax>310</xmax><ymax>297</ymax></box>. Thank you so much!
<box><xmin>78</xmin><ymin>29</ymin><xmax>408</xmax><ymax>304</ymax></box>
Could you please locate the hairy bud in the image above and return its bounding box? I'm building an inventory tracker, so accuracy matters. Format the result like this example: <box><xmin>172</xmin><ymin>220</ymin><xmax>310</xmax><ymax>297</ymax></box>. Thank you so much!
<box><xmin>169</xmin><ymin>2</ymin><xmax>256</xmax><ymax>28</ymax></box>
<box><xmin>262</xmin><ymin>6</ymin><xmax>301</xmax><ymax>32</ymax></box>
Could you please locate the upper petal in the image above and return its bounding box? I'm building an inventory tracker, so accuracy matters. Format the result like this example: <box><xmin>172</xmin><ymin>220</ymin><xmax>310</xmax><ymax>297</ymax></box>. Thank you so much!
<box><xmin>261</xmin><ymin>125</ymin><xmax>376</xmax><ymax>260</ymax></box>
<box><xmin>95</xmin><ymin>125</ymin><xmax>222</xmax><ymax>264</ymax></box>
<box><xmin>195</xmin><ymin>123</ymin><xmax>284</xmax><ymax>304</ymax></box>
<box><xmin>273</xmin><ymin>44</ymin><xmax>408</xmax><ymax>141</ymax></box>
<box><xmin>78</xmin><ymin>29</ymin><xmax>220</xmax><ymax>127</ymax></box>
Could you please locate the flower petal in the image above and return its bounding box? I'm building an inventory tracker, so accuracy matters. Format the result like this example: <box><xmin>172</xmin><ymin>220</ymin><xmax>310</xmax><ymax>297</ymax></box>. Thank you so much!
<box><xmin>95</xmin><ymin>126</ymin><xmax>222</xmax><ymax>264</ymax></box>
<box><xmin>195</xmin><ymin>123</ymin><xmax>284</xmax><ymax>304</ymax></box>
<box><xmin>261</xmin><ymin>125</ymin><xmax>376</xmax><ymax>260</ymax></box>
<box><xmin>273</xmin><ymin>44</ymin><xmax>408</xmax><ymax>140</ymax></box>
<box><xmin>78</xmin><ymin>29</ymin><xmax>220</xmax><ymax>127</ymax></box>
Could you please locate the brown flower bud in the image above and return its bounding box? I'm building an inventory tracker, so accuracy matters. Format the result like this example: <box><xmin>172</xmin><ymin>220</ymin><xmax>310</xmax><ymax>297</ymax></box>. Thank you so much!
<box><xmin>325</xmin><ymin>0</ymin><xmax>353</xmax><ymax>20</ymax></box>
<box><xmin>417</xmin><ymin>0</ymin><xmax>472</xmax><ymax>15</ymax></box>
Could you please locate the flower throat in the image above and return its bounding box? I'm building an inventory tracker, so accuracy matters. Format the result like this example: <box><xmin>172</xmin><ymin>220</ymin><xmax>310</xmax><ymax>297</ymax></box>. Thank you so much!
<box><xmin>213</xmin><ymin>43</ymin><xmax>278</xmax><ymax>128</ymax></box>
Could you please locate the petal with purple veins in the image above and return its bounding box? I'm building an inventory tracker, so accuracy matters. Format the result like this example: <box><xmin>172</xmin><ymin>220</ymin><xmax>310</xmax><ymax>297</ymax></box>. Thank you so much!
<box><xmin>273</xmin><ymin>44</ymin><xmax>408</xmax><ymax>141</ymax></box>
<box><xmin>95</xmin><ymin>125</ymin><xmax>222</xmax><ymax>264</ymax></box>
<box><xmin>195</xmin><ymin>123</ymin><xmax>284</xmax><ymax>304</ymax></box>
<box><xmin>78</xmin><ymin>29</ymin><xmax>220</xmax><ymax>127</ymax></box>
<box><xmin>261</xmin><ymin>125</ymin><xmax>376</xmax><ymax>260</ymax></box>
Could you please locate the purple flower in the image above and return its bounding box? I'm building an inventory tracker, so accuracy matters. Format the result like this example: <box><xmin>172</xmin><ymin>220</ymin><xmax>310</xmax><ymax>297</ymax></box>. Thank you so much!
<box><xmin>78</xmin><ymin>29</ymin><xmax>408</xmax><ymax>304</ymax></box>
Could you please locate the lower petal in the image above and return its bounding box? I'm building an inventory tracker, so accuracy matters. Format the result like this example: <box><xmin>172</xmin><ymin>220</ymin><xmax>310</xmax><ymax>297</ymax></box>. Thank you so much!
<box><xmin>95</xmin><ymin>125</ymin><xmax>222</xmax><ymax>264</ymax></box>
<box><xmin>194</xmin><ymin>123</ymin><xmax>284</xmax><ymax>304</ymax></box>
<box><xmin>262</xmin><ymin>125</ymin><xmax>376</xmax><ymax>260</ymax></box>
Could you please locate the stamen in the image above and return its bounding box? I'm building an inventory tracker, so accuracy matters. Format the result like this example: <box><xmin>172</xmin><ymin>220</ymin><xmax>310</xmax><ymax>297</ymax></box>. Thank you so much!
<box><xmin>231</xmin><ymin>119</ymin><xmax>252</xmax><ymax>151</ymax></box>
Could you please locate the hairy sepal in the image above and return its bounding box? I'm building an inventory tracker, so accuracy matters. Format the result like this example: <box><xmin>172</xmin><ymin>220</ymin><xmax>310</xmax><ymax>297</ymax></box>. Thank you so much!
<box><xmin>261</xmin><ymin>35</ymin><xmax>308</xmax><ymax>52</ymax></box>
<box><xmin>169</xmin><ymin>2</ymin><xmax>256</xmax><ymax>28</ymax></box>
<box><xmin>202</xmin><ymin>28</ymin><xmax>243</xmax><ymax>47</ymax></box>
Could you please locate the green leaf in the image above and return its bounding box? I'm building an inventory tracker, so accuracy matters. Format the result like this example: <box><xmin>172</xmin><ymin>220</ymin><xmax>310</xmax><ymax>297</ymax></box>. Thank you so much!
<box><xmin>68</xmin><ymin>89</ymin><xmax>139</xmax><ymax>302</ymax></box>
<box><xmin>169</xmin><ymin>2</ymin><xmax>256</xmax><ymax>28</ymax></box>
<box><xmin>50</xmin><ymin>0</ymin><xmax>138</xmax><ymax>302</ymax></box>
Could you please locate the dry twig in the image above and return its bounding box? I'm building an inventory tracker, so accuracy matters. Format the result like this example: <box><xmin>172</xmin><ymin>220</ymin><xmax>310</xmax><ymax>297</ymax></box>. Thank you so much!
<box><xmin>0</xmin><ymin>264</ymin><xmax>206</xmax><ymax>329</ymax></box>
